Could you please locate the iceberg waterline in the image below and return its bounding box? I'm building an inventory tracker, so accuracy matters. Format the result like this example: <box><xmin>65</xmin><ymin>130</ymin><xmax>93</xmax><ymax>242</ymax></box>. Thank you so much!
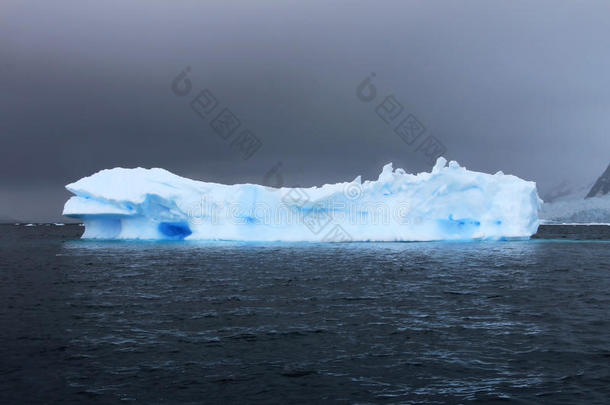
<box><xmin>63</xmin><ymin>157</ymin><xmax>541</xmax><ymax>241</ymax></box>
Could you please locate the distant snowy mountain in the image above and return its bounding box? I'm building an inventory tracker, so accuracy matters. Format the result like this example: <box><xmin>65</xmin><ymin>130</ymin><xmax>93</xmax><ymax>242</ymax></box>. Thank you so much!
<box><xmin>541</xmin><ymin>162</ymin><xmax>610</xmax><ymax>224</ymax></box>
<box><xmin>541</xmin><ymin>181</ymin><xmax>592</xmax><ymax>203</ymax></box>
<box><xmin>540</xmin><ymin>194</ymin><xmax>610</xmax><ymax>224</ymax></box>
<box><xmin>586</xmin><ymin>163</ymin><xmax>610</xmax><ymax>198</ymax></box>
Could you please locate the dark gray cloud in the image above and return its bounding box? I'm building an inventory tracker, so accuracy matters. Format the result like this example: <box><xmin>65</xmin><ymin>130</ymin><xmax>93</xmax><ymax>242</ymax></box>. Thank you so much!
<box><xmin>1</xmin><ymin>0</ymin><xmax>609</xmax><ymax>221</ymax></box>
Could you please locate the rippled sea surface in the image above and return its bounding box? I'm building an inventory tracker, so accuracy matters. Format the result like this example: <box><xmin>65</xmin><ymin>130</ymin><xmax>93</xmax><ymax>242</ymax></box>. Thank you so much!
<box><xmin>1</xmin><ymin>224</ymin><xmax>609</xmax><ymax>404</ymax></box>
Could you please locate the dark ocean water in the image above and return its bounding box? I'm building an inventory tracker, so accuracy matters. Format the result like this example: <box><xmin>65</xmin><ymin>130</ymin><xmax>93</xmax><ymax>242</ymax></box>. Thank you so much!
<box><xmin>1</xmin><ymin>224</ymin><xmax>609</xmax><ymax>404</ymax></box>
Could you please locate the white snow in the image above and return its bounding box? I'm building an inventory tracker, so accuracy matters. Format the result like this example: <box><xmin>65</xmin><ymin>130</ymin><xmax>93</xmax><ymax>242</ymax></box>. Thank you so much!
<box><xmin>540</xmin><ymin>193</ymin><xmax>610</xmax><ymax>224</ymax></box>
<box><xmin>63</xmin><ymin>157</ymin><xmax>541</xmax><ymax>241</ymax></box>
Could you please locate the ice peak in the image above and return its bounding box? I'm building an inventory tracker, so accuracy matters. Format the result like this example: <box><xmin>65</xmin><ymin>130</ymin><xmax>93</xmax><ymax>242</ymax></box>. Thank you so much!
<box><xmin>432</xmin><ymin>157</ymin><xmax>448</xmax><ymax>174</ymax></box>
<box><xmin>377</xmin><ymin>163</ymin><xmax>394</xmax><ymax>182</ymax></box>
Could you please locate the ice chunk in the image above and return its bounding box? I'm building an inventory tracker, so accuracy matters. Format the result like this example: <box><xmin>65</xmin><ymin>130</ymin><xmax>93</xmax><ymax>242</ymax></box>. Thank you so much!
<box><xmin>63</xmin><ymin>158</ymin><xmax>541</xmax><ymax>241</ymax></box>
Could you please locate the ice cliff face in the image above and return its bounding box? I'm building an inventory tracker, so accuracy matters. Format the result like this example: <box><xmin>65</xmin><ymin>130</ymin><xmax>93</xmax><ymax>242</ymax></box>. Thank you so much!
<box><xmin>63</xmin><ymin>157</ymin><xmax>541</xmax><ymax>241</ymax></box>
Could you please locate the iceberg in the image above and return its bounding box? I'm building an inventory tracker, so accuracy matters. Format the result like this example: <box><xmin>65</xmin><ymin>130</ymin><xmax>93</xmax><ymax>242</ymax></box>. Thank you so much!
<box><xmin>63</xmin><ymin>157</ymin><xmax>541</xmax><ymax>241</ymax></box>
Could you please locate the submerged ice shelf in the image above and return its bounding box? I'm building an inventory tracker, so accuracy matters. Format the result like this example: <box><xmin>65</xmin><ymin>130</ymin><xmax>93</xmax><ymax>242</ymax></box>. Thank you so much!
<box><xmin>63</xmin><ymin>158</ymin><xmax>541</xmax><ymax>241</ymax></box>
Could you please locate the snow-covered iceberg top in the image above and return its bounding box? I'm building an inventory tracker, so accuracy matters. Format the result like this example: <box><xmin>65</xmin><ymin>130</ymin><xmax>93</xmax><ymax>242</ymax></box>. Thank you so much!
<box><xmin>63</xmin><ymin>157</ymin><xmax>541</xmax><ymax>241</ymax></box>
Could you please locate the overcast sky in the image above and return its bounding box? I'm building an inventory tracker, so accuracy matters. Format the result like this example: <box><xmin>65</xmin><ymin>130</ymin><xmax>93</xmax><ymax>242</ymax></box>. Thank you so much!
<box><xmin>1</xmin><ymin>0</ymin><xmax>609</xmax><ymax>221</ymax></box>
